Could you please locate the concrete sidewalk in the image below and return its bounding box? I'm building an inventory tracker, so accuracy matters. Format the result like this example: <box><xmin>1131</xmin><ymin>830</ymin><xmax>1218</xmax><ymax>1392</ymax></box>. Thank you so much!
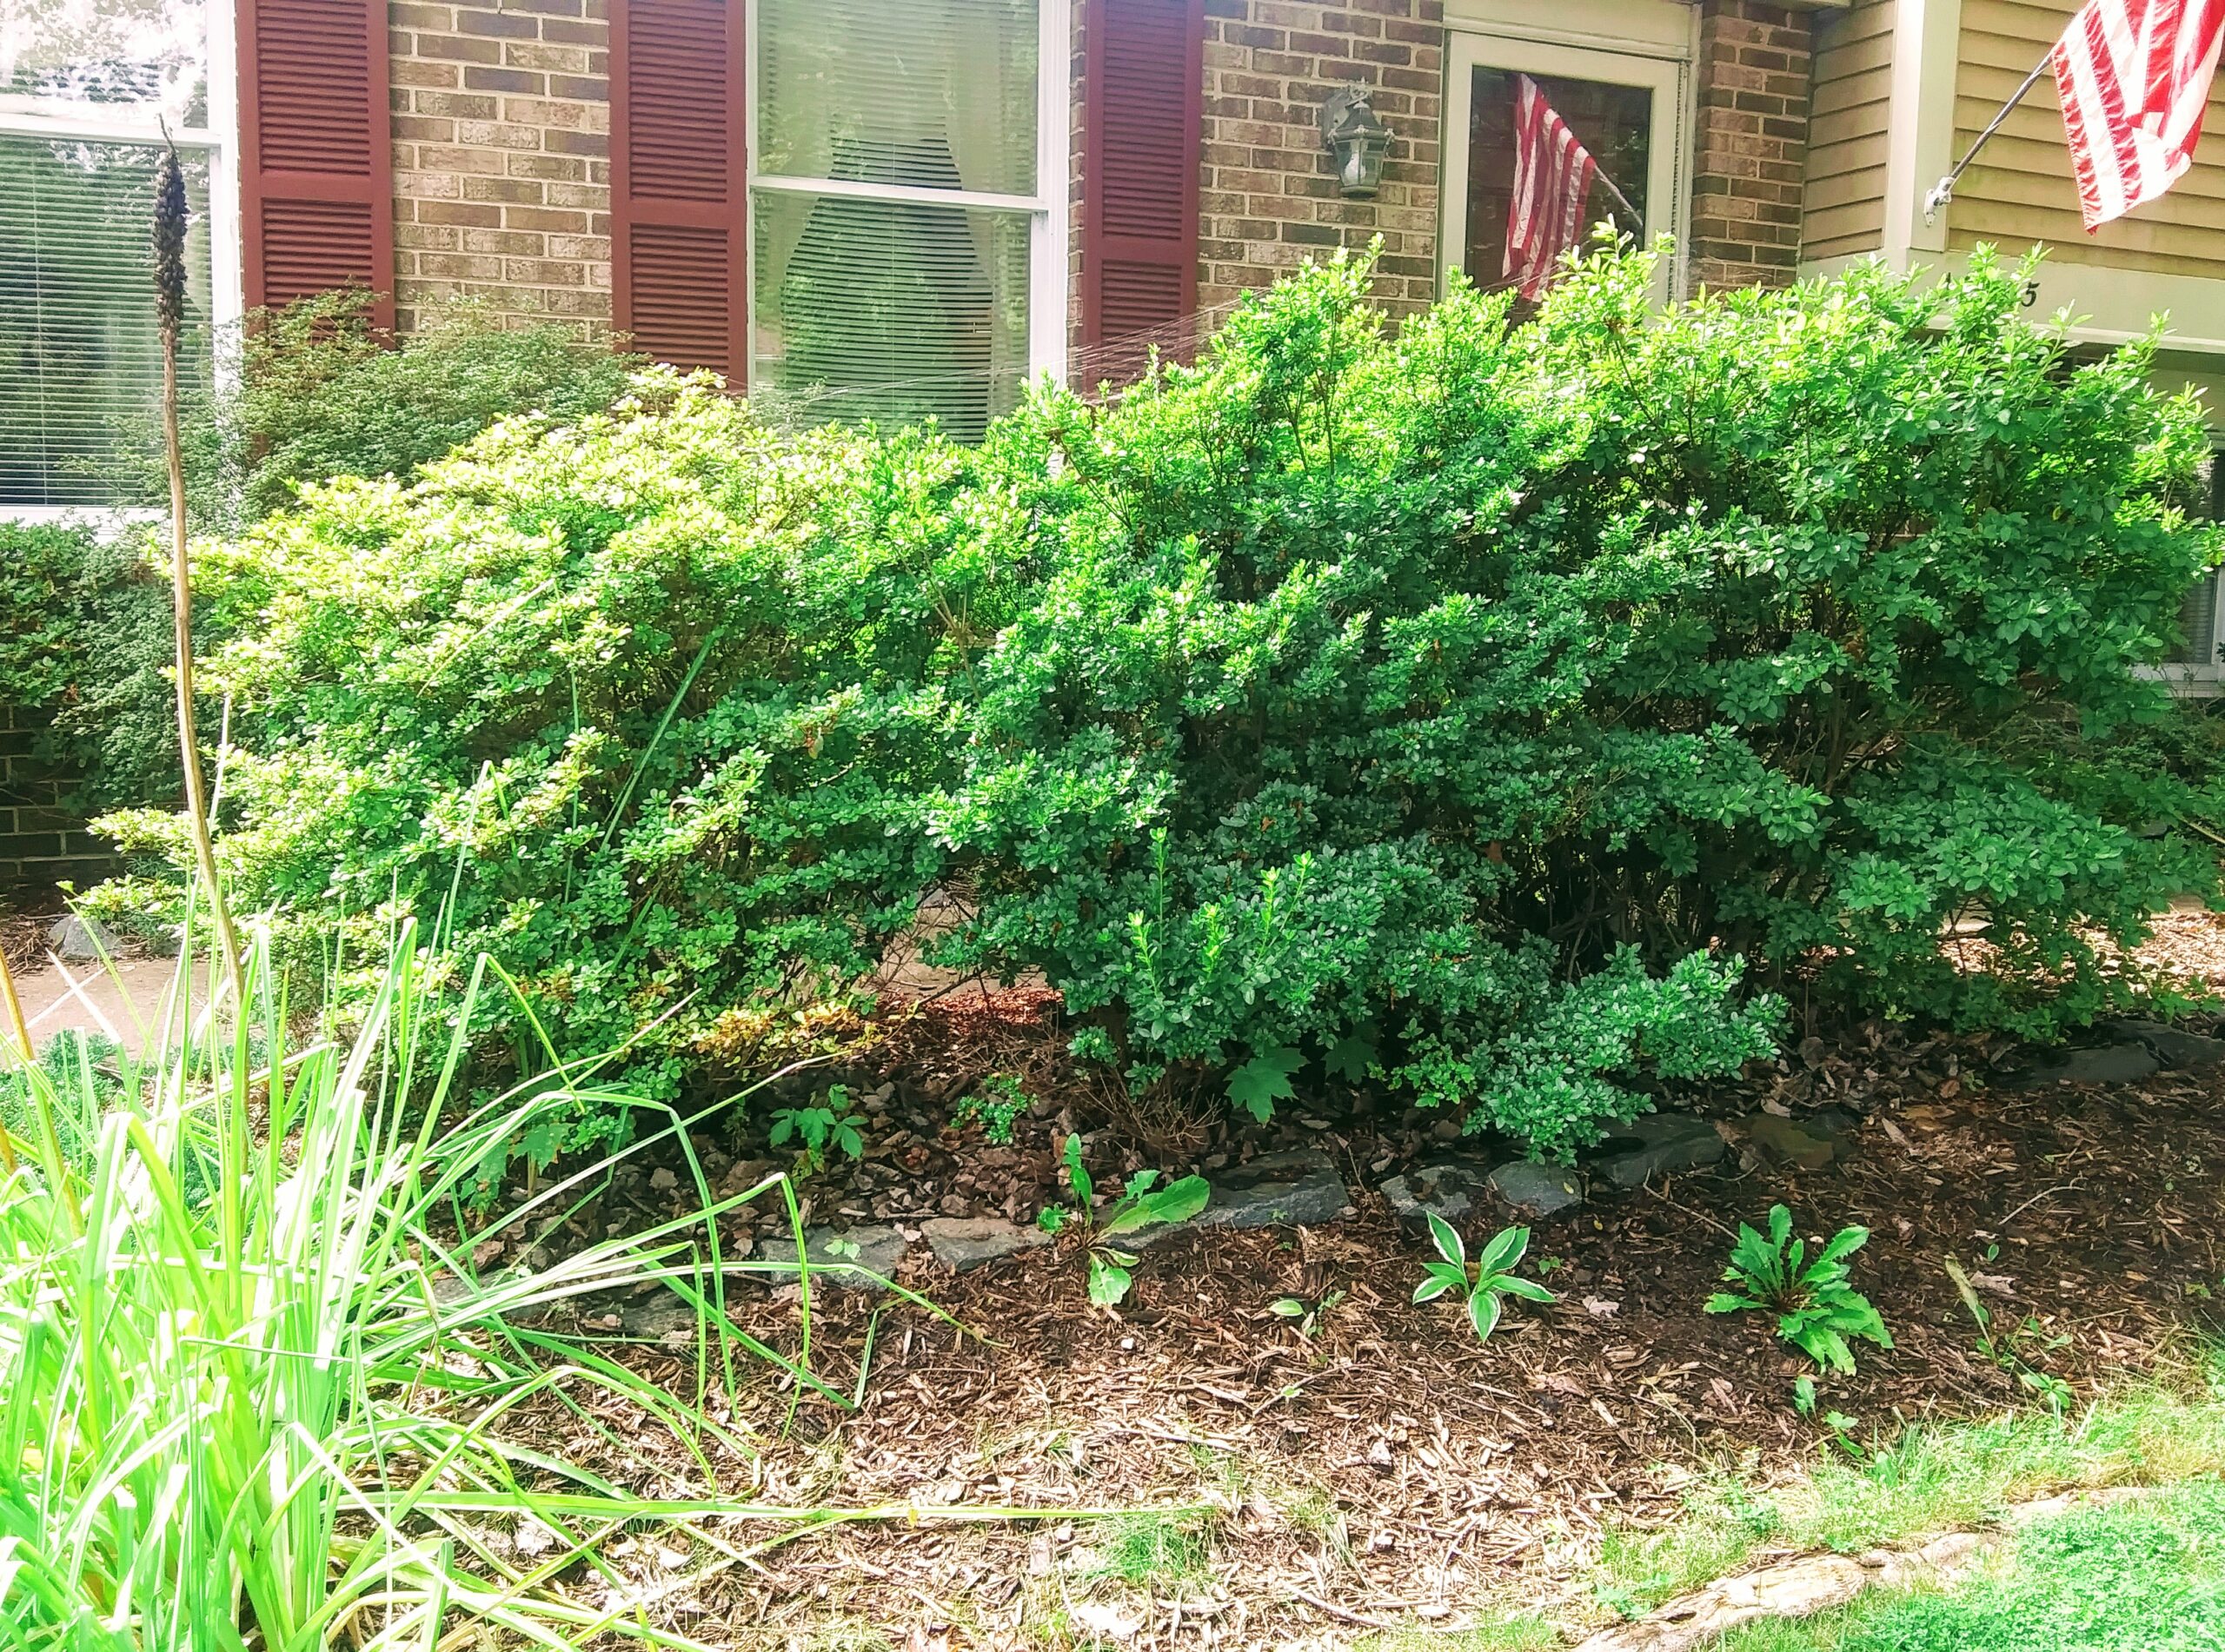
<box><xmin>15</xmin><ymin>954</ymin><xmax>201</xmax><ymax>1058</ymax></box>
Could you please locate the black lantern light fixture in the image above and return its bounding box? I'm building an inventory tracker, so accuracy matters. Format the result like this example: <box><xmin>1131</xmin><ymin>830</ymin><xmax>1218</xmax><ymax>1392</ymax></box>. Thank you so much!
<box><xmin>1319</xmin><ymin>87</ymin><xmax>1391</xmax><ymax>198</ymax></box>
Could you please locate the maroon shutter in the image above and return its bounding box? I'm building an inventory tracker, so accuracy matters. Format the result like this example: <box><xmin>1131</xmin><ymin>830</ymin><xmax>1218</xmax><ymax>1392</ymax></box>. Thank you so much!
<box><xmin>610</xmin><ymin>0</ymin><xmax>749</xmax><ymax>384</ymax></box>
<box><xmin>236</xmin><ymin>0</ymin><xmax>393</xmax><ymax>327</ymax></box>
<box><xmin>1079</xmin><ymin>0</ymin><xmax>1205</xmax><ymax>373</ymax></box>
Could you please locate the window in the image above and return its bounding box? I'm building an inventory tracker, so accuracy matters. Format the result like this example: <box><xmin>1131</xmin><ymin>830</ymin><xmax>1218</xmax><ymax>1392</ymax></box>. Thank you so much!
<box><xmin>1439</xmin><ymin>22</ymin><xmax>1690</xmax><ymax>302</ymax></box>
<box><xmin>749</xmin><ymin>0</ymin><xmax>1066</xmax><ymax>443</ymax></box>
<box><xmin>0</xmin><ymin>0</ymin><xmax>236</xmax><ymax>514</ymax></box>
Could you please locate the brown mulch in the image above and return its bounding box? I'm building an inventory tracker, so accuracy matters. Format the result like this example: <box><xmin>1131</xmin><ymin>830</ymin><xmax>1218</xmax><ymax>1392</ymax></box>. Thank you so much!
<box><xmin>481</xmin><ymin>957</ymin><xmax>2225</xmax><ymax>1648</ymax></box>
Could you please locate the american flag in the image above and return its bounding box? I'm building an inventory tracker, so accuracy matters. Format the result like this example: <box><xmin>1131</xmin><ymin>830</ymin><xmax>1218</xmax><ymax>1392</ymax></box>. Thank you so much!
<box><xmin>1504</xmin><ymin>75</ymin><xmax>1598</xmax><ymax>301</ymax></box>
<box><xmin>2051</xmin><ymin>0</ymin><xmax>2225</xmax><ymax>229</ymax></box>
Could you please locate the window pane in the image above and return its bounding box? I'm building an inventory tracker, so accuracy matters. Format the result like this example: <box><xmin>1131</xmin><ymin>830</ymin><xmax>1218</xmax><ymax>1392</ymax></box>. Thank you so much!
<box><xmin>0</xmin><ymin>0</ymin><xmax>209</xmax><ymax>123</ymax></box>
<box><xmin>0</xmin><ymin>136</ymin><xmax>213</xmax><ymax>508</ymax></box>
<box><xmin>752</xmin><ymin>192</ymin><xmax>1030</xmax><ymax>446</ymax></box>
<box><xmin>1465</xmin><ymin>66</ymin><xmax>1650</xmax><ymax>290</ymax></box>
<box><xmin>757</xmin><ymin>0</ymin><xmax>1039</xmax><ymax>198</ymax></box>
<box><xmin>2167</xmin><ymin>453</ymin><xmax>2222</xmax><ymax>667</ymax></box>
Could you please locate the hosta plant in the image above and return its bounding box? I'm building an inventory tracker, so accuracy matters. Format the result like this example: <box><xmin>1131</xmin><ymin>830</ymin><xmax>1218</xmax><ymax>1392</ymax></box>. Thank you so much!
<box><xmin>1414</xmin><ymin>1216</ymin><xmax>1556</xmax><ymax>1343</ymax></box>
<box><xmin>1706</xmin><ymin>1204</ymin><xmax>1893</xmax><ymax>1375</ymax></box>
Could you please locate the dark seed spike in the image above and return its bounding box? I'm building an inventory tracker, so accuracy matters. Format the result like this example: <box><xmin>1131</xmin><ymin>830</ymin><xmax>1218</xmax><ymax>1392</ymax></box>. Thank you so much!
<box><xmin>153</xmin><ymin>143</ymin><xmax>189</xmax><ymax>342</ymax></box>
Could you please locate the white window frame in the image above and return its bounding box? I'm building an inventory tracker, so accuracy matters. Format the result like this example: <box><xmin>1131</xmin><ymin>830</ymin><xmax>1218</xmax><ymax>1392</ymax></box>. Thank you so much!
<box><xmin>741</xmin><ymin>0</ymin><xmax>1072</xmax><ymax>402</ymax></box>
<box><xmin>0</xmin><ymin>0</ymin><xmax>241</xmax><ymax>524</ymax></box>
<box><xmin>1438</xmin><ymin>17</ymin><xmax>1695</xmax><ymax>305</ymax></box>
<box><xmin>2146</xmin><ymin>445</ymin><xmax>2225</xmax><ymax>696</ymax></box>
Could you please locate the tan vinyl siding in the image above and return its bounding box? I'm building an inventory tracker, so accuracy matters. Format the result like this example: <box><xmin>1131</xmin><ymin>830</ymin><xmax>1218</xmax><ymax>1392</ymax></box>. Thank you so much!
<box><xmin>1949</xmin><ymin>0</ymin><xmax>2225</xmax><ymax>275</ymax></box>
<box><xmin>1801</xmin><ymin>0</ymin><xmax>1893</xmax><ymax>260</ymax></box>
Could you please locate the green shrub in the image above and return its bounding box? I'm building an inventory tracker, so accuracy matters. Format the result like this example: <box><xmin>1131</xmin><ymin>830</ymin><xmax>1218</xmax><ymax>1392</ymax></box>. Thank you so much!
<box><xmin>925</xmin><ymin>242</ymin><xmax>2218</xmax><ymax>1149</ymax></box>
<box><xmin>0</xmin><ymin>521</ymin><xmax>180</xmax><ymax>815</ymax></box>
<box><xmin>97</xmin><ymin>243</ymin><xmax>2222</xmax><ymax>1156</ymax></box>
<box><xmin>100</xmin><ymin>372</ymin><xmax>1012</xmax><ymax>1131</ymax></box>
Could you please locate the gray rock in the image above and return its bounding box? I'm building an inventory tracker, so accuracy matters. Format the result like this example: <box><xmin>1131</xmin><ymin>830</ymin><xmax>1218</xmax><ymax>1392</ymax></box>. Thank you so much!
<box><xmin>1743</xmin><ymin>1112</ymin><xmax>1842</xmax><ymax>1170</ymax></box>
<box><xmin>2014</xmin><ymin>1043</ymin><xmax>2160</xmax><ymax>1089</ymax></box>
<box><xmin>1378</xmin><ymin>1158</ymin><xmax>1494</xmax><ymax>1236</ymax></box>
<box><xmin>2107</xmin><ymin>1018</ymin><xmax>2225</xmax><ymax>1071</ymax></box>
<box><xmin>1592</xmin><ymin>1113</ymin><xmax>1727</xmax><ymax>1189</ymax></box>
<box><xmin>921</xmin><ymin>1216</ymin><xmax>1053</xmax><ymax>1271</ymax></box>
<box><xmin>1131</xmin><ymin>1147</ymin><xmax>1352</xmax><ymax>1249</ymax></box>
<box><xmin>49</xmin><ymin>912</ymin><xmax>116</xmax><ymax>962</ymax></box>
<box><xmin>1485</xmin><ymin>1160</ymin><xmax>1584</xmax><ymax>1217</ymax></box>
<box><xmin>759</xmin><ymin>1224</ymin><xmax>909</xmax><ymax>1290</ymax></box>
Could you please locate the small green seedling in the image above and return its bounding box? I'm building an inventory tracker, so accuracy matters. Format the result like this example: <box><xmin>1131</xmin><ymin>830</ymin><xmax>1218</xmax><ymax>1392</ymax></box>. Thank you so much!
<box><xmin>768</xmin><ymin>1083</ymin><xmax>865</xmax><ymax>1173</ymax></box>
<box><xmin>1270</xmin><ymin>1287</ymin><xmax>1345</xmax><ymax>1341</ymax></box>
<box><xmin>1792</xmin><ymin>1374</ymin><xmax>1817</xmax><ymax>1416</ymax></box>
<box><xmin>1946</xmin><ymin>1256</ymin><xmax>2073</xmax><ymax>1417</ymax></box>
<box><xmin>1705</xmin><ymin>1204</ymin><xmax>1891</xmax><ymax>1375</ymax></box>
<box><xmin>1413</xmin><ymin>1215</ymin><xmax>1555</xmax><ymax>1343</ymax></box>
<box><xmin>953</xmin><ymin>1073</ymin><xmax>1027</xmax><ymax>1144</ymax></box>
<box><xmin>1044</xmin><ymin>1133</ymin><xmax>1210</xmax><ymax>1309</ymax></box>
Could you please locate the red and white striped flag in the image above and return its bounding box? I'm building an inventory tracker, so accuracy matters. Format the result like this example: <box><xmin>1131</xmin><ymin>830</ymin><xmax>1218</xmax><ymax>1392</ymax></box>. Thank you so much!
<box><xmin>1504</xmin><ymin>75</ymin><xmax>1597</xmax><ymax>300</ymax></box>
<box><xmin>2052</xmin><ymin>0</ymin><xmax>2225</xmax><ymax>229</ymax></box>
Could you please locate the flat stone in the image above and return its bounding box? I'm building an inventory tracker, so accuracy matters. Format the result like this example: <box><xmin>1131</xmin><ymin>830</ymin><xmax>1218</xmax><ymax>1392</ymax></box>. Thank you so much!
<box><xmin>1743</xmin><ymin>1113</ymin><xmax>1840</xmax><ymax>1171</ymax></box>
<box><xmin>49</xmin><ymin>912</ymin><xmax>117</xmax><ymax>962</ymax></box>
<box><xmin>759</xmin><ymin>1224</ymin><xmax>908</xmax><ymax>1290</ymax></box>
<box><xmin>2014</xmin><ymin>1042</ymin><xmax>2160</xmax><ymax>1088</ymax></box>
<box><xmin>1130</xmin><ymin>1147</ymin><xmax>1351</xmax><ymax>1249</ymax></box>
<box><xmin>1485</xmin><ymin>1160</ymin><xmax>1584</xmax><ymax>1217</ymax></box>
<box><xmin>1378</xmin><ymin>1158</ymin><xmax>1493</xmax><ymax>1236</ymax></box>
<box><xmin>920</xmin><ymin>1216</ymin><xmax>1052</xmax><ymax>1271</ymax></box>
<box><xmin>2107</xmin><ymin>1018</ymin><xmax>2225</xmax><ymax>1071</ymax></box>
<box><xmin>1592</xmin><ymin>1112</ymin><xmax>1727</xmax><ymax>1189</ymax></box>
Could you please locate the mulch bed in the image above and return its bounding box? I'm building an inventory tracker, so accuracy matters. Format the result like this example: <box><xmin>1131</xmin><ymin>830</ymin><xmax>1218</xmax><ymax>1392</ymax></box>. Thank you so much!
<box><xmin>496</xmin><ymin>977</ymin><xmax>2225</xmax><ymax>1648</ymax></box>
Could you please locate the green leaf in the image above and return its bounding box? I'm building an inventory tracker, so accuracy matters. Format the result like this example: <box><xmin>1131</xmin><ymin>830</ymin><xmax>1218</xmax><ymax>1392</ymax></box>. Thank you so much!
<box><xmin>1425</xmin><ymin>1211</ymin><xmax>1466</xmax><ymax>1270</ymax></box>
<box><xmin>1226</xmin><ymin>1046</ymin><xmax>1301</xmax><ymax>1123</ymax></box>
<box><xmin>1270</xmin><ymin>1297</ymin><xmax>1307</xmax><ymax>1317</ymax></box>
<box><xmin>1476</xmin><ymin>1224</ymin><xmax>1530</xmax><ymax>1277</ymax></box>
<box><xmin>1139</xmin><ymin>1174</ymin><xmax>1210</xmax><ymax>1226</ymax></box>
<box><xmin>1495</xmin><ymin>1276</ymin><xmax>1556</xmax><ymax>1304</ymax></box>
<box><xmin>1704</xmin><ymin>1292</ymin><xmax>1757</xmax><ymax>1315</ymax></box>
<box><xmin>1792</xmin><ymin>1374</ymin><xmax>1817</xmax><ymax>1417</ymax></box>
<box><xmin>1036</xmin><ymin>1206</ymin><xmax>1066</xmax><ymax>1234</ymax></box>
<box><xmin>1413</xmin><ymin>1274</ymin><xmax>1459</xmax><ymax>1304</ymax></box>
<box><xmin>1063</xmin><ymin>1134</ymin><xmax>1093</xmax><ymax>1207</ymax></box>
<box><xmin>1325</xmin><ymin>1032</ymin><xmax>1376</xmax><ymax>1083</ymax></box>
<box><xmin>1466</xmin><ymin>1287</ymin><xmax>1503</xmax><ymax>1343</ymax></box>
<box><xmin>1086</xmin><ymin>1253</ymin><xmax>1132</xmax><ymax>1309</ymax></box>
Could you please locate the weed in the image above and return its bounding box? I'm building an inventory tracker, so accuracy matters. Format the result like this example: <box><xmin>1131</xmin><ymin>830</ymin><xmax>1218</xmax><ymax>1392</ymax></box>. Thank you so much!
<box><xmin>1947</xmin><ymin>1255</ymin><xmax>2075</xmax><ymax>1417</ymax></box>
<box><xmin>1271</xmin><ymin>1286</ymin><xmax>1346</xmax><ymax>1340</ymax></box>
<box><xmin>1706</xmin><ymin>1205</ymin><xmax>1891</xmax><ymax>1374</ymax></box>
<box><xmin>1044</xmin><ymin>1134</ymin><xmax>1210</xmax><ymax>1309</ymax></box>
<box><xmin>1414</xmin><ymin>1216</ymin><xmax>1556</xmax><ymax>1343</ymax></box>
<box><xmin>1089</xmin><ymin>1512</ymin><xmax>1214</xmax><ymax>1589</ymax></box>
<box><xmin>953</xmin><ymin>1073</ymin><xmax>1027</xmax><ymax>1144</ymax></box>
<box><xmin>770</xmin><ymin>1084</ymin><xmax>867</xmax><ymax>1173</ymax></box>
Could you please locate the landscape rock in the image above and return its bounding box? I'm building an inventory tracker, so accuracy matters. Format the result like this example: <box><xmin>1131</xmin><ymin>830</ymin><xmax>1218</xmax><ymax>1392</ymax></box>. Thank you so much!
<box><xmin>1591</xmin><ymin>1113</ymin><xmax>1726</xmax><ymax>1189</ymax></box>
<box><xmin>1378</xmin><ymin>1158</ymin><xmax>1494</xmax><ymax>1236</ymax></box>
<box><xmin>759</xmin><ymin>1224</ymin><xmax>909</xmax><ymax>1290</ymax></box>
<box><xmin>1485</xmin><ymin>1161</ymin><xmax>1584</xmax><ymax>1217</ymax></box>
<box><xmin>48</xmin><ymin>912</ymin><xmax>117</xmax><ymax>962</ymax></box>
<box><xmin>920</xmin><ymin>1216</ymin><xmax>1052</xmax><ymax>1271</ymax></box>
<box><xmin>1743</xmin><ymin>1113</ymin><xmax>1842</xmax><ymax>1171</ymax></box>
<box><xmin>2107</xmin><ymin>1018</ymin><xmax>2225</xmax><ymax>1071</ymax></box>
<box><xmin>2012</xmin><ymin>1042</ymin><xmax>2160</xmax><ymax>1089</ymax></box>
<box><xmin>1130</xmin><ymin>1147</ymin><xmax>1352</xmax><ymax>1249</ymax></box>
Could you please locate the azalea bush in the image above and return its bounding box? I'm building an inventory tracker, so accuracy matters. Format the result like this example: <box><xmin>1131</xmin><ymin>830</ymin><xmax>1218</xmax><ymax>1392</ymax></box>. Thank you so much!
<box><xmin>93</xmin><ymin>243</ymin><xmax>2222</xmax><ymax>1156</ymax></box>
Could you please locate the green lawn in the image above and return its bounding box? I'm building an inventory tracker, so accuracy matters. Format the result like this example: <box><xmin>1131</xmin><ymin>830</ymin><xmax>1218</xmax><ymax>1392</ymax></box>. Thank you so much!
<box><xmin>1718</xmin><ymin>1482</ymin><xmax>2225</xmax><ymax>1651</ymax></box>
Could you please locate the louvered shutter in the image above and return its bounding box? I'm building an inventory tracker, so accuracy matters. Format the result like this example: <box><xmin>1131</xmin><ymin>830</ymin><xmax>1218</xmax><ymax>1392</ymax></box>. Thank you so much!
<box><xmin>1079</xmin><ymin>0</ymin><xmax>1205</xmax><ymax>372</ymax></box>
<box><xmin>611</xmin><ymin>0</ymin><xmax>749</xmax><ymax>383</ymax></box>
<box><xmin>236</xmin><ymin>0</ymin><xmax>393</xmax><ymax>327</ymax></box>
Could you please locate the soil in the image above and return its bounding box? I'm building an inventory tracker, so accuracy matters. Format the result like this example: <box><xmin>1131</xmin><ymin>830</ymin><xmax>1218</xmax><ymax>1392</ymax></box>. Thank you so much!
<box><xmin>475</xmin><ymin>945</ymin><xmax>2225</xmax><ymax>1649</ymax></box>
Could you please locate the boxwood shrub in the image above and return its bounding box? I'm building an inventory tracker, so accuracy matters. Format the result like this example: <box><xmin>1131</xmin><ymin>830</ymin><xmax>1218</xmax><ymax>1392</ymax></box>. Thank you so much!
<box><xmin>92</xmin><ymin>243</ymin><xmax>2222</xmax><ymax>1157</ymax></box>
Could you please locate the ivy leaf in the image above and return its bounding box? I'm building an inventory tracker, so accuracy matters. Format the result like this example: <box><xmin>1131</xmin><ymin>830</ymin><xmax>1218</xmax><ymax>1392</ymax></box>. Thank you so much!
<box><xmin>1226</xmin><ymin>1046</ymin><xmax>1301</xmax><ymax>1123</ymax></box>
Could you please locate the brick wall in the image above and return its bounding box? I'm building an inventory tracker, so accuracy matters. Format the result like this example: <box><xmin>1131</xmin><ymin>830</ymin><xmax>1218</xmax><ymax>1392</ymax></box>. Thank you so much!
<box><xmin>1196</xmin><ymin>0</ymin><xmax>1444</xmax><ymax>324</ymax></box>
<box><xmin>1688</xmin><ymin>0</ymin><xmax>1813</xmax><ymax>292</ymax></box>
<box><xmin>387</xmin><ymin>0</ymin><xmax>613</xmax><ymax>335</ymax></box>
<box><xmin>0</xmin><ymin>708</ymin><xmax>116</xmax><ymax>895</ymax></box>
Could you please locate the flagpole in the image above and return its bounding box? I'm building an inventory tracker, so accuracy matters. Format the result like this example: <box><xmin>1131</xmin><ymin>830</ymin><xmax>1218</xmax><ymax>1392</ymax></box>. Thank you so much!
<box><xmin>1923</xmin><ymin>49</ymin><xmax>2054</xmax><ymax>222</ymax></box>
<box><xmin>1596</xmin><ymin>169</ymin><xmax>1643</xmax><ymax>228</ymax></box>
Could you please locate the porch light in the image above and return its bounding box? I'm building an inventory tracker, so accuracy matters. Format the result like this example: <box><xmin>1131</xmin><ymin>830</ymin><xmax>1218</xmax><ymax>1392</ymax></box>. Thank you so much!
<box><xmin>1319</xmin><ymin>88</ymin><xmax>1391</xmax><ymax>198</ymax></box>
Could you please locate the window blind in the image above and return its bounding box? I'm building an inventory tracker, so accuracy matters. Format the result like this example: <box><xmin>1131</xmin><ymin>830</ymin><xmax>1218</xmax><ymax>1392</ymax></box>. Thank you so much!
<box><xmin>0</xmin><ymin>136</ymin><xmax>212</xmax><ymax>508</ymax></box>
<box><xmin>751</xmin><ymin>0</ymin><xmax>1040</xmax><ymax>441</ymax></box>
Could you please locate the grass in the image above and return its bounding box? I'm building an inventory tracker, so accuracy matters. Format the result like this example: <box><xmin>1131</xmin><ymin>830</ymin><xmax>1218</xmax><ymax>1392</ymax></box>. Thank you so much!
<box><xmin>0</xmin><ymin>916</ymin><xmax>871</xmax><ymax>1650</ymax></box>
<box><xmin>1716</xmin><ymin>1481</ymin><xmax>2225</xmax><ymax>1651</ymax></box>
<box><xmin>1593</xmin><ymin>1350</ymin><xmax>2225</xmax><ymax>1616</ymax></box>
<box><xmin>1087</xmin><ymin>1510</ymin><xmax>1216</xmax><ymax>1589</ymax></box>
